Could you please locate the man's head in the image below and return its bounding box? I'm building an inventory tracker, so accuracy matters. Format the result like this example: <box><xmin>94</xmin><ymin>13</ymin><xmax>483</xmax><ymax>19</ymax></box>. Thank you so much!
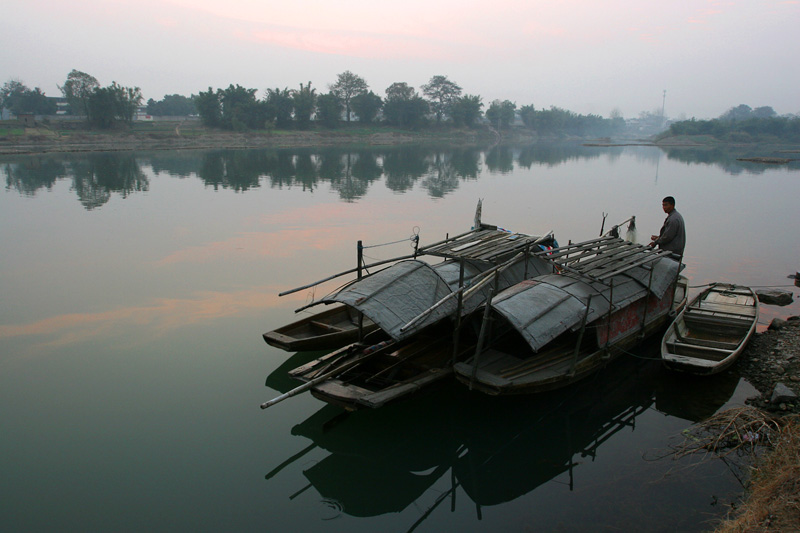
<box><xmin>662</xmin><ymin>196</ymin><xmax>675</xmax><ymax>214</ymax></box>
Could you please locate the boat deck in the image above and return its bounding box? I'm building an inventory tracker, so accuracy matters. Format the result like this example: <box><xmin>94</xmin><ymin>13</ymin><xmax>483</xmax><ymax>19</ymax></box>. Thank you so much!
<box><xmin>540</xmin><ymin>236</ymin><xmax>674</xmax><ymax>282</ymax></box>
<box><xmin>423</xmin><ymin>225</ymin><xmax>551</xmax><ymax>263</ymax></box>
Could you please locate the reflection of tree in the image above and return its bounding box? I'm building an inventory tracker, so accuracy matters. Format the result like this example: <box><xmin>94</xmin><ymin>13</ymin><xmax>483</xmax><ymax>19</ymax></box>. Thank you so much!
<box><xmin>449</xmin><ymin>147</ymin><xmax>481</xmax><ymax>179</ymax></box>
<box><xmin>517</xmin><ymin>143</ymin><xmax>606</xmax><ymax>168</ymax></box>
<box><xmin>326</xmin><ymin>152</ymin><xmax>369</xmax><ymax>202</ymax></box>
<box><xmin>293</xmin><ymin>151</ymin><xmax>319</xmax><ymax>191</ymax></box>
<box><xmin>265</xmin><ymin>151</ymin><xmax>298</xmax><ymax>188</ymax></box>
<box><xmin>350</xmin><ymin>151</ymin><xmax>383</xmax><ymax>183</ymax></box>
<box><xmin>421</xmin><ymin>152</ymin><xmax>460</xmax><ymax>198</ymax></box>
<box><xmin>661</xmin><ymin>146</ymin><xmax>793</xmax><ymax>174</ymax></box>
<box><xmin>3</xmin><ymin>157</ymin><xmax>67</xmax><ymax>195</ymax></box>
<box><xmin>485</xmin><ymin>145</ymin><xmax>514</xmax><ymax>173</ymax></box>
<box><xmin>70</xmin><ymin>154</ymin><xmax>148</xmax><ymax>210</ymax></box>
<box><xmin>198</xmin><ymin>150</ymin><xmax>262</xmax><ymax>191</ymax></box>
<box><xmin>146</xmin><ymin>152</ymin><xmax>203</xmax><ymax>178</ymax></box>
<box><xmin>382</xmin><ymin>146</ymin><xmax>430</xmax><ymax>192</ymax></box>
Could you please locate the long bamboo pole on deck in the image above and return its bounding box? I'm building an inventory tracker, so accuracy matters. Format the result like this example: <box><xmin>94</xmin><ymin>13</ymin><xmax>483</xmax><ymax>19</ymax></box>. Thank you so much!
<box><xmin>278</xmin><ymin>227</ymin><xmax>479</xmax><ymax>297</ymax></box>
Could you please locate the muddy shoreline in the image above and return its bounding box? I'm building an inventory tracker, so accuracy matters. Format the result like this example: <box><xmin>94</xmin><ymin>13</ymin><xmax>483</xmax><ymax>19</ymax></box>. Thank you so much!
<box><xmin>737</xmin><ymin>318</ymin><xmax>800</xmax><ymax>412</ymax></box>
<box><xmin>0</xmin><ymin>127</ymin><xmax>509</xmax><ymax>155</ymax></box>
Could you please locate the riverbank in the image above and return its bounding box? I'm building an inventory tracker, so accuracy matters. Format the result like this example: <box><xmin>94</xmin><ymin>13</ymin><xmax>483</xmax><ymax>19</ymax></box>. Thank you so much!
<box><xmin>0</xmin><ymin>121</ymin><xmax>511</xmax><ymax>155</ymax></box>
<box><xmin>711</xmin><ymin>319</ymin><xmax>800</xmax><ymax>531</ymax></box>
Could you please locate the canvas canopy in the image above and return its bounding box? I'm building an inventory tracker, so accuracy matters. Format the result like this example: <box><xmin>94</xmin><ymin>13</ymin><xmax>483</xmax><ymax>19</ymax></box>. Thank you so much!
<box><xmin>490</xmin><ymin>257</ymin><xmax>679</xmax><ymax>352</ymax></box>
<box><xmin>319</xmin><ymin>255</ymin><xmax>551</xmax><ymax>341</ymax></box>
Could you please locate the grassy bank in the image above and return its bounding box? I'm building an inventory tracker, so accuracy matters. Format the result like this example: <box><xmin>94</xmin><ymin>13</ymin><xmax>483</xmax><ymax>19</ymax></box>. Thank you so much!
<box><xmin>714</xmin><ymin>415</ymin><xmax>800</xmax><ymax>532</ymax></box>
<box><xmin>0</xmin><ymin>119</ymin><xmax>511</xmax><ymax>155</ymax></box>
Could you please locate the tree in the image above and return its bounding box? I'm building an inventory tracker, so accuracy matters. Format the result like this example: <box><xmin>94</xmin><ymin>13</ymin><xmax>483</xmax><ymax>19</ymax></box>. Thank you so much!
<box><xmin>265</xmin><ymin>88</ymin><xmax>293</xmax><ymax>129</ymax></box>
<box><xmin>86</xmin><ymin>86</ymin><xmax>119</xmax><ymax>128</ymax></box>
<box><xmin>519</xmin><ymin>104</ymin><xmax>536</xmax><ymax>128</ymax></box>
<box><xmin>146</xmin><ymin>94</ymin><xmax>196</xmax><ymax>116</ymax></box>
<box><xmin>720</xmin><ymin>104</ymin><xmax>752</xmax><ymax>122</ymax></box>
<box><xmin>752</xmin><ymin>106</ymin><xmax>777</xmax><ymax>119</ymax></box>
<box><xmin>218</xmin><ymin>84</ymin><xmax>263</xmax><ymax>130</ymax></box>
<box><xmin>421</xmin><ymin>75</ymin><xmax>462</xmax><ymax>124</ymax></box>
<box><xmin>86</xmin><ymin>82</ymin><xmax>142</xmax><ymax>128</ymax></box>
<box><xmin>383</xmin><ymin>82</ymin><xmax>428</xmax><ymax>128</ymax></box>
<box><xmin>450</xmin><ymin>94</ymin><xmax>483</xmax><ymax>127</ymax></box>
<box><xmin>329</xmin><ymin>71</ymin><xmax>368</xmax><ymax>123</ymax></box>
<box><xmin>110</xmin><ymin>82</ymin><xmax>142</xmax><ymax>125</ymax></box>
<box><xmin>195</xmin><ymin>87</ymin><xmax>221</xmax><ymax>127</ymax></box>
<box><xmin>1</xmin><ymin>80</ymin><xmax>57</xmax><ymax>115</ymax></box>
<box><xmin>486</xmin><ymin>100</ymin><xmax>516</xmax><ymax>129</ymax></box>
<box><xmin>59</xmin><ymin>70</ymin><xmax>99</xmax><ymax>116</ymax></box>
<box><xmin>315</xmin><ymin>93</ymin><xmax>343</xmax><ymax>128</ymax></box>
<box><xmin>292</xmin><ymin>82</ymin><xmax>316</xmax><ymax>129</ymax></box>
<box><xmin>350</xmin><ymin>91</ymin><xmax>382</xmax><ymax>124</ymax></box>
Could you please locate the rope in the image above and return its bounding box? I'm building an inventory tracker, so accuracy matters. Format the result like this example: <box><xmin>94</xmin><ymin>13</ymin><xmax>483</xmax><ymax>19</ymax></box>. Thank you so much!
<box><xmin>361</xmin><ymin>227</ymin><xmax>420</xmax><ymax>250</ymax></box>
<box><xmin>361</xmin><ymin>236</ymin><xmax>416</xmax><ymax>249</ymax></box>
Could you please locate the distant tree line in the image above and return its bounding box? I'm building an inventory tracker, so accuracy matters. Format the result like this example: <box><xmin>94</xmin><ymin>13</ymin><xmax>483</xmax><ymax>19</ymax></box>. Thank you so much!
<box><xmin>665</xmin><ymin>104</ymin><xmax>800</xmax><ymax>142</ymax></box>
<box><xmin>5</xmin><ymin>69</ymin><xmax>798</xmax><ymax>141</ymax></box>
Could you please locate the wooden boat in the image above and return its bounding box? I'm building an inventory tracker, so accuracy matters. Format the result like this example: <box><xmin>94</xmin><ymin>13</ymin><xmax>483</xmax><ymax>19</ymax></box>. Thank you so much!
<box><xmin>661</xmin><ymin>283</ymin><xmax>758</xmax><ymax>375</ymax></box>
<box><xmin>264</xmin><ymin>222</ymin><xmax>556</xmax><ymax>353</ymax></box>
<box><xmin>263</xmin><ymin>305</ymin><xmax>380</xmax><ymax>352</ymax></box>
<box><xmin>453</xmin><ymin>236</ymin><xmax>688</xmax><ymax>395</ymax></box>
<box><xmin>286</xmin><ymin>324</ymin><xmax>477</xmax><ymax>411</ymax></box>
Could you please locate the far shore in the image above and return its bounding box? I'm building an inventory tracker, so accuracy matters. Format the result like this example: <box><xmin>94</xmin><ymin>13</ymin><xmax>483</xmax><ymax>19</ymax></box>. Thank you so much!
<box><xmin>0</xmin><ymin>123</ymin><xmax>507</xmax><ymax>155</ymax></box>
<box><xmin>2</xmin><ymin>122</ymin><xmax>800</xmax><ymax>156</ymax></box>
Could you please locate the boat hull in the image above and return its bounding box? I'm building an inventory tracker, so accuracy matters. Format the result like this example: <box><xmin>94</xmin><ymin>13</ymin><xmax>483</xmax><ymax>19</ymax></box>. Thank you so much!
<box><xmin>661</xmin><ymin>283</ymin><xmax>758</xmax><ymax>375</ymax></box>
<box><xmin>455</xmin><ymin>277</ymin><xmax>688</xmax><ymax>395</ymax></box>
<box><xmin>263</xmin><ymin>305</ymin><xmax>380</xmax><ymax>352</ymax></box>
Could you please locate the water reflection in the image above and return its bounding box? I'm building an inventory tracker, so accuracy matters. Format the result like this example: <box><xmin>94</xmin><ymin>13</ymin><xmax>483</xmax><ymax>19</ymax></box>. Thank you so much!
<box><xmin>3</xmin><ymin>143</ymin><xmax>797</xmax><ymax>210</ymax></box>
<box><xmin>264</xmin><ymin>345</ymin><xmax>740</xmax><ymax>525</ymax></box>
<box><xmin>3</xmin><ymin>153</ymin><xmax>147</xmax><ymax>209</ymax></box>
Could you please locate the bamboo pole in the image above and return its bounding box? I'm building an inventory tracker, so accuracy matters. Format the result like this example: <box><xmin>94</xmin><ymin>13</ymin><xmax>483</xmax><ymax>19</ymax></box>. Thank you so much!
<box><xmin>569</xmin><ymin>295</ymin><xmax>592</xmax><ymax>376</ymax></box>
<box><xmin>260</xmin><ymin>347</ymin><xmax>381</xmax><ymax>410</ymax></box>
<box><xmin>470</xmin><ymin>289</ymin><xmax>494</xmax><ymax>391</ymax></box>
<box><xmin>278</xmin><ymin>228</ymin><xmax>479</xmax><ymax>297</ymax></box>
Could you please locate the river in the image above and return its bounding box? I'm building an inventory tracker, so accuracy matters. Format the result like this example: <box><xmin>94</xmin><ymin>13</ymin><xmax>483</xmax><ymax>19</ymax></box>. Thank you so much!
<box><xmin>1</xmin><ymin>143</ymin><xmax>799</xmax><ymax>531</ymax></box>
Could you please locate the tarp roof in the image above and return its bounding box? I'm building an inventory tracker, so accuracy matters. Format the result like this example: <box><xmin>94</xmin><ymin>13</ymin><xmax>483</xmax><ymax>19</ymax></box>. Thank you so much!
<box><xmin>491</xmin><ymin>257</ymin><xmax>679</xmax><ymax>352</ymax></box>
<box><xmin>320</xmin><ymin>255</ymin><xmax>552</xmax><ymax>341</ymax></box>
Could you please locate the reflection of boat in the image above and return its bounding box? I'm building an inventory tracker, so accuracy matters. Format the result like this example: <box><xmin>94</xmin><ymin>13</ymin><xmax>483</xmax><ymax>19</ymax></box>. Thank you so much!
<box><xmin>454</xmin><ymin>354</ymin><xmax>660</xmax><ymax>507</ymax></box>
<box><xmin>273</xmin><ymin>391</ymin><xmax>464</xmax><ymax>518</ymax></box>
<box><xmin>654</xmin><ymin>363</ymin><xmax>741</xmax><ymax>422</ymax></box>
<box><xmin>263</xmin><ymin>222</ymin><xmax>556</xmax><ymax>353</ymax></box>
<box><xmin>267</xmin><ymin>350</ymin><xmax>670</xmax><ymax>523</ymax></box>
<box><xmin>263</xmin><ymin>305</ymin><xmax>380</xmax><ymax>352</ymax></box>
<box><xmin>661</xmin><ymin>283</ymin><xmax>758</xmax><ymax>375</ymax></box>
<box><xmin>454</xmin><ymin>237</ymin><xmax>687</xmax><ymax>395</ymax></box>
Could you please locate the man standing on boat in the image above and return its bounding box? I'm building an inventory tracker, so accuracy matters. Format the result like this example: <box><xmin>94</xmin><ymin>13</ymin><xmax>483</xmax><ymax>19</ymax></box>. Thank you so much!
<box><xmin>649</xmin><ymin>196</ymin><xmax>685</xmax><ymax>258</ymax></box>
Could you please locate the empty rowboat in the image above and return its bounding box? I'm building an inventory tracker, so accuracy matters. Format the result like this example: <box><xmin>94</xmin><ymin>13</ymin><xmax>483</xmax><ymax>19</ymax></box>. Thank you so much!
<box><xmin>661</xmin><ymin>283</ymin><xmax>758</xmax><ymax>375</ymax></box>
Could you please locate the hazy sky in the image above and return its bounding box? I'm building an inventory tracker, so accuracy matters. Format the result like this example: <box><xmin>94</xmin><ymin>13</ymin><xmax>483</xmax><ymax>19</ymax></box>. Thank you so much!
<box><xmin>4</xmin><ymin>0</ymin><xmax>798</xmax><ymax>119</ymax></box>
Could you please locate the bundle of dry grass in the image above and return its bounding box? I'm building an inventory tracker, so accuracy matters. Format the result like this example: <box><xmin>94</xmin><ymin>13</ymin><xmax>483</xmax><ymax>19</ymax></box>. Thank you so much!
<box><xmin>682</xmin><ymin>408</ymin><xmax>800</xmax><ymax>533</ymax></box>
<box><xmin>673</xmin><ymin>407</ymin><xmax>784</xmax><ymax>460</ymax></box>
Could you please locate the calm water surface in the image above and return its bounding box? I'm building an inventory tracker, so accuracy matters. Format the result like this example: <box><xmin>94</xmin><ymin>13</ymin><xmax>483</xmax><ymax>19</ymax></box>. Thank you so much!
<box><xmin>2</xmin><ymin>143</ymin><xmax>799</xmax><ymax>532</ymax></box>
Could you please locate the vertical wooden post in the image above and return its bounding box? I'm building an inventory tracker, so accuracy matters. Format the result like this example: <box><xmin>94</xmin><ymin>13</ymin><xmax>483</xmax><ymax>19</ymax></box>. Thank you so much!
<box><xmin>523</xmin><ymin>242</ymin><xmax>531</xmax><ymax>279</ymax></box>
<box><xmin>357</xmin><ymin>240</ymin><xmax>364</xmax><ymax>341</ymax></box>
<box><xmin>470</xmin><ymin>288</ymin><xmax>494</xmax><ymax>391</ymax></box>
<box><xmin>569</xmin><ymin>294</ymin><xmax>592</xmax><ymax>376</ymax></box>
<box><xmin>639</xmin><ymin>265</ymin><xmax>655</xmax><ymax>338</ymax></box>
<box><xmin>452</xmin><ymin>258</ymin><xmax>466</xmax><ymax>365</ymax></box>
<box><xmin>605</xmin><ymin>279</ymin><xmax>614</xmax><ymax>353</ymax></box>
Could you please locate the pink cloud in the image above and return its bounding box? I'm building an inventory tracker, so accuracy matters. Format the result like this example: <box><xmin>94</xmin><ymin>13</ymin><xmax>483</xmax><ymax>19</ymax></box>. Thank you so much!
<box><xmin>0</xmin><ymin>286</ymin><xmax>284</xmax><ymax>349</ymax></box>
